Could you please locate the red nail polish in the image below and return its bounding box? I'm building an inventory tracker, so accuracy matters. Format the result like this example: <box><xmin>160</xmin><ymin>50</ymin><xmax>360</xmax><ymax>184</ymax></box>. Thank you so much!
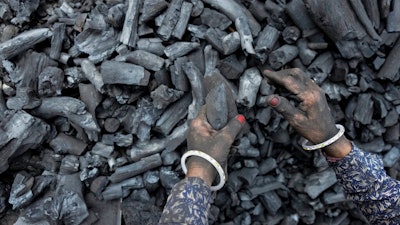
<box><xmin>237</xmin><ymin>115</ymin><xmax>245</xmax><ymax>124</ymax></box>
<box><xmin>269</xmin><ymin>97</ymin><xmax>279</xmax><ymax>107</ymax></box>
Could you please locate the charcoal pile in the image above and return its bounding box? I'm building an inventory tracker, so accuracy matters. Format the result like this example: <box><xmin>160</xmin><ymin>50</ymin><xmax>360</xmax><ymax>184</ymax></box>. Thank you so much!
<box><xmin>0</xmin><ymin>0</ymin><xmax>399</xmax><ymax>224</ymax></box>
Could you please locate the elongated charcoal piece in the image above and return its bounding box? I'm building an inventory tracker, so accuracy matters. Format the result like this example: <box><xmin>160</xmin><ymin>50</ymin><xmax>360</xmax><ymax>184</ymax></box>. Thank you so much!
<box><xmin>128</xmin><ymin>123</ymin><xmax>188</xmax><ymax>161</ymax></box>
<box><xmin>107</xmin><ymin>4</ymin><xmax>125</xmax><ymax>28</ymax></box>
<box><xmin>81</xmin><ymin>59</ymin><xmax>104</xmax><ymax>93</ymax></box>
<box><xmin>109</xmin><ymin>154</ymin><xmax>162</xmax><ymax>183</ymax></box>
<box><xmin>268</xmin><ymin>45</ymin><xmax>299</xmax><ymax>70</ymax></box>
<box><xmin>255</xmin><ymin>25</ymin><xmax>280</xmax><ymax>63</ymax></box>
<box><xmin>304</xmin><ymin>169</ymin><xmax>337</xmax><ymax>199</ymax></box>
<box><xmin>101</xmin><ymin>60</ymin><xmax>150</xmax><ymax>86</ymax></box>
<box><xmin>206</xmin><ymin>84</ymin><xmax>228</xmax><ymax>130</ymax></box>
<box><xmin>157</xmin><ymin>0</ymin><xmax>184</xmax><ymax>41</ymax></box>
<box><xmin>362</xmin><ymin>0</ymin><xmax>380</xmax><ymax>29</ymax></box>
<box><xmin>50</xmin><ymin>23</ymin><xmax>66</xmax><ymax>60</ymax></box>
<box><xmin>187</xmin><ymin>47</ymin><xmax>205</xmax><ymax>75</ymax></box>
<box><xmin>49</xmin><ymin>133</ymin><xmax>87</xmax><ymax>155</ymax></box>
<box><xmin>247</xmin><ymin>0</ymin><xmax>269</xmax><ymax>21</ymax></box>
<box><xmin>172</xmin><ymin>2</ymin><xmax>193</xmax><ymax>40</ymax></box>
<box><xmin>187</xmin><ymin>24</ymin><xmax>208</xmax><ymax>39</ymax></box>
<box><xmin>164</xmin><ymin>42</ymin><xmax>200</xmax><ymax>60</ymax></box>
<box><xmin>202</xmin><ymin>0</ymin><xmax>260</xmax><ymax>36</ymax></box>
<box><xmin>297</xmin><ymin>39</ymin><xmax>317</xmax><ymax>65</ymax></box>
<box><xmin>307</xmin><ymin>52</ymin><xmax>334</xmax><ymax>84</ymax></box>
<box><xmin>222</xmin><ymin>32</ymin><xmax>240</xmax><ymax>55</ymax></box>
<box><xmin>0</xmin><ymin>111</ymin><xmax>49</xmax><ymax>174</ymax></box>
<box><xmin>116</xmin><ymin>50</ymin><xmax>165</xmax><ymax>71</ymax></box>
<box><xmin>189</xmin><ymin>0</ymin><xmax>204</xmax><ymax>16</ymax></box>
<box><xmin>218</xmin><ymin>54</ymin><xmax>246</xmax><ymax>80</ymax></box>
<box><xmin>79</xmin><ymin>83</ymin><xmax>102</xmax><ymax>120</ymax></box>
<box><xmin>31</xmin><ymin>96</ymin><xmax>100</xmax><ymax>132</ymax></box>
<box><xmin>235</xmin><ymin>17</ymin><xmax>255</xmax><ymax>55</ymax></box>
<box><xmin>282</xmin><ymin>26</ymin><xmax>301</xmax><ymax>44</ymax></box>
<box><xmin>102</xmin><ymin>176</ymin><xmax>144</xmax><ymax>200</ymax></box>
<box><xmin>183</xmin><ymin>61</ymin><xmax>205</xmax><ymax>119</ymax></box>
<box><xmin>204</xmin><ymin>28</ymin><xmax>225</xmax><ymax>53</ymax></box>
<box><xmin>349</xmin><ymin>0</ymin><xmax>381</xmax><ymax>41</ymax></box>
<box><xmin>387</xmin><ymin>0</ymin><xmax>400</xmax><ymax>32</ymax></box>
<box><xmin>353</xmin><ymin>93</ymin><xmax>373</xmax><ymax>125</ymax></box>
<box><xmin>237</xmin><ymin>67</ymin><xmax>262</xmax><ymax>108</ymax></box>
<box><xmin>120</xmin><ymin>0</ymin><xmax>140</xmax><ymax>47</ymax></box>
<box><xmin>75</xmin><ymin>28</ymin><xmax>119</xmax><ymax>63</ymax></box>
<box><xmin>170</xmin><ymin>57</ymin><xmax>190</xmax><ymax>91</ymax></box>
<box><xmin>140</xmin><ymin>0</ymin><xmax>168</xmax><ymax>23</ymax></box>
<box><xmin>38</xmin><ymin>66</ymin><xmax>64</xmax><ymax>97</ymax></box>
<box><xmin>200</xmin><ymin>8</ymin><xmax>232</xmax><ymax>30</ymax></box>
<box><xmin>8</xmin><ymin>172</ymin><xmax>34</xmax><ymax>210</ymax></box>
<box><xmin>204</xmin><ymin>45</ymin><xmax>219</xmax><ymax>76</ymax></box>
<box><xmin>286</xmin><ymin>0</ymin><xmax>319</xmax><ymax>37</ymax></box>
<box><xmin>377</xmin><ymin>37</ymin><xmax>400</xmax><ymax>80</ymax></box>
<box><xmin>155</xmin><ymin>94</ymin><xmax>192</xmax><ymax>135</ymax></box>
<box><xmin>150</xmin><ymin>84</ymin><xmax>184</xmax><ymax>109</ymax></box>
<box><xmin>0</xmin><ymin>28</ymin><xmax>52</xmax><ymax>60</ymax></box>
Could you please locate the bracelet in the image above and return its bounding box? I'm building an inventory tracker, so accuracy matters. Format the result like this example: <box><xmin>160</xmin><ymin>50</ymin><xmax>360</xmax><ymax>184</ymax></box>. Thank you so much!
<box><xmin>181</xmin><ymin>150</ymin><xmax>226</xmax><ymax>191</ymax></box>
<box><xmin>301</xmin><ymin>124</ymin><xmax>345</xmax><ymax>151</ymax></box>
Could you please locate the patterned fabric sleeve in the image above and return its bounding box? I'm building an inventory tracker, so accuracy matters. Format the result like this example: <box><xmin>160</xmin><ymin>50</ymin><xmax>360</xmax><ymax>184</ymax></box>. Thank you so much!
<box><xmin>158</xmin><ymin>177</ymin><xmax>212</xmax><ymax>225</ymax></box>
<box><xmin>328</xmin><ymin>143</ymin><xmax>400</xmax><ymax>225</ymax></box>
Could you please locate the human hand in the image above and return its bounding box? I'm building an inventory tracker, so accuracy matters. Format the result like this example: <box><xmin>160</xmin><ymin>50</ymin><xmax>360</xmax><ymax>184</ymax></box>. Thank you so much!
<box><xmin>262</xmin><ymin>68</ymin><xmax>351</xmax><ymax>158</ymax></box>
<box><xmin>185</xmin><ymin>106</ymin><xmax>245</xmax><ymax>186</ymax></box>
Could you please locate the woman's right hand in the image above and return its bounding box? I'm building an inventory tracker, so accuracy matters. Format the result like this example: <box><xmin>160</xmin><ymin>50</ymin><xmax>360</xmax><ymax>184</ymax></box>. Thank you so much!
<box><xmin>262</xmin><ymin>68</ymin><xmax>352</xmax><ymax>158</ymax></box>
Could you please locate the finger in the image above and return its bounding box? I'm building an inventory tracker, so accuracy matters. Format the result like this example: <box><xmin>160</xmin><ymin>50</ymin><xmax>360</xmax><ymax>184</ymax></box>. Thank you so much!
<box><xmin>262</xmin><ymin>68</ymin><xmax>309</xmax><ymax>95</ymax></box>
<box><xmin>190</xmin><ymin>105</ymin><xmax>216</xmax><ymax>135</ymax></box>
<box><xmin>219</xmin><ymin>115</ymin><xmax>245</xmax><ymax>143</ymax></box>
<box><xmin>267</xmin><ymin>95</ymin><xmax>306</xmax><ymax>122</ymax></box>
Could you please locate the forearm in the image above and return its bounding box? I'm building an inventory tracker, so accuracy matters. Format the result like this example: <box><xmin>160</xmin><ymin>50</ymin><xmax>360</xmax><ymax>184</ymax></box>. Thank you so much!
<box><xmin>328</xmin><ymin>143</ymin><xmax>400</xmax><ymax>224</ymax></box>
<box><xmin>158</xmin><ymin>177</ymin><xmax>212</xmax><ymax>225</ymax></box>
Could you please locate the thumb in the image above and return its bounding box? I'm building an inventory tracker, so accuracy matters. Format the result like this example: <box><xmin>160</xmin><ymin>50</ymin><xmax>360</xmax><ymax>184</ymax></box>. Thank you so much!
<box><xmin>267</xmin><ymin>95</ymin><xmax>304</xmax><ymax>121</ymax></box>
<box><xmin>219</xmin><ymin>115</ymin><xmax>245</xmax><ymax>143</ymax></box>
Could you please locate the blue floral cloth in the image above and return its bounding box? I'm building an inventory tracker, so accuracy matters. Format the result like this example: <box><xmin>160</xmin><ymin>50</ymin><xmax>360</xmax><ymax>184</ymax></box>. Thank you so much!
<box><xmin>159</xmin><ymin>144</ymin><xmax>400</xmax><ymax>225</ymax></box>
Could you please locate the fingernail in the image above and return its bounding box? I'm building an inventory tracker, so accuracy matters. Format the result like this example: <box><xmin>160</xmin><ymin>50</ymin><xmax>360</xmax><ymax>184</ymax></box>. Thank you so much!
<box><xmin>269</xmin><ymin>97</ymin><xmax>279</xmax><ymax>107</ymax></box>
<box><xmin>264</xmin><ymin>69</ymin><xmax>271</xmax><ymax>73</ymax></box>
<box><xmin>237</xmin><ymin>114</ymin><xmax>245</xmax><ymax>124</ymax></box>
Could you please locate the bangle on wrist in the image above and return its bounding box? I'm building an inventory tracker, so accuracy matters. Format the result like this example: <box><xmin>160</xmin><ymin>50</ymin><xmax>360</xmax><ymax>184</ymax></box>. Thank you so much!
<box><xmin>301</xmin><ymin>124</ymin><xmax>345</xmax><ymax>151</ymax></box>
<box><xmin>181</xmin><ymin>150</ymin><xmax>226</xmax><ymax>191</ymax></box>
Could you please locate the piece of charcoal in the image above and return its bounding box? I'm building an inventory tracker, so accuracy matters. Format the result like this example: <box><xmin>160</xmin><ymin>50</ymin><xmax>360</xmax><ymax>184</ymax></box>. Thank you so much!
<box><xmin>204</xmin><ymin>28</ymin><xmax>225</xmax><ymax>53</ymax></box>
<box><xmin>101</xmin><ymin>60</ymin><xmax>150</xmax><ymax>86</ymax></box>
<box><xmin>353</xmin><ymin>93</ymin><xmax>373</xmax><ymax>125</ymax></box>
<box><xmin>116</xmin><ymin>49</ymin><xmax>165</xmax><ymax>71</ymax></box>
<box><xmin>235</xmin><ymin>17</ymin><xmax>255</xmax><ymax>54</ymax></box>
<box><xmin>120</xmin><ymin>0</ymin><xmax>140</xmax><ymax>47</ymax></box>
<box><xmin>170</xmin><ymin>57</ymin><xmax>191</xmax><ymax>92</ymax></box>
<box><xmin>150</xmin><ymin>85</ymin><xmax>184</xmax><ymax>109</ymax></box>
<box><xmin>268</xmin><ymin>45</ymin><xmax>299</xmax><ymax>70</ymax></box>
<box><xmin>222</xmin><ymin>31</ymin><xmax>241</xmax><ymax>55</ymax></box>
<box><xmin>307</xmin><ymin>51</ymin><xmax>334</xmax><ymax>84</ymax></box>
<box><xmin>206</xmin><ymin>83</ymin><xmax>228</xmax><ymax>130</ymax></box>
<box><xmin>102</xmin><ymin>176</ymin><xmax>144</xmax><ymax>200</ymax></box>
<box><xmin>8</xmin><ymin>172</ymin><xmax>34</xmax><ymax>210</ymax></box>
<box><xmin>282</xmin><ymin>26</ymin><xmax>301</xmax><ymax>44</ymax></box>
<box><xmin>49</xmin><ymin>133</ymin><xmax>87</xmax><ymax>155</ymax></box>
<box><xmin>237</xmin><ymin>67</ymin><xmax>262</xmax><ymax>108</ymax></box>
<box><xmin>164</xmin><ymin>42</ymin><xmax>200</xmax><ymax>60</ymax></box>
<box><xmin>157</xmin><ymin>0</ymin><xmax>184</xmax><ymax>41</ymax></box>
<box><xmin>172</xmin><ymin>2</ymin><xmax>193</xmax><ymax>40</ymax></box>
<box><xmin>304</xmin><ymin>168</ymin><xmax>337</xmax><ymax>199</ymax></box>
<box><xmin>259</xmin><ymin>191</ymin><xmax>282</xmax><ymax>215</ymax></box>
<box><xmin>218</xmin><ymin>54</ymin><xmax>246</xmax><ymax>80</ymax></box>
<box><xmin>297</xmin><ymin>39</ymin><xmax>317</xmax><ymax>66</ymax></box>
<box><xmin>200</xmin><ymin>8</ymin><xmax>232</xmax><ymax>30</ymax></box>
<box><xmin>50</xmin><ymin>23</ymin><xmax>66</xmax><ymax>60</ymax></box>
<box><xmin>286</xmin><ymin>0</ymin><xmax>318</xmax><ymax>37</ymax></box>
<box><xmin>143</xmin><ymin>170</ymin><xmax>160</xmax><ymax>192</ymax></box>
<box><xmin>183</xmin><ymin>61</ymin><xmax>206</xmax><ymax>119</ymax></box>
<box><xmin>60</xmin><ymin>155</ymin><xmax>80</xmax><ymax>174</ymax></box>
<box><xmin>38</xmin><ymin>66</ymin><xmax>64</xmax><ymax>97</ymax></box>
<box><xmin>383</xmin><ymin>146</ymin><xmax>400</xmax><ymax>167</ymax></box>
<box><xmin>136</xmin><ymin>38</ymin><xmax>165</xmax><ymax>56</ymax></box>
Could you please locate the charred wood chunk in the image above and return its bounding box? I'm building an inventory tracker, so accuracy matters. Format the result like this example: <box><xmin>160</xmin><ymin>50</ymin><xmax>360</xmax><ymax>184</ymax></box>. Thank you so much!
<box><xmin>268</xmin><ymin>45</ymin><xmax>299</xmax><ymax>70</ymax></box>
<box><xmin>222</xmin><ymin>31</ymin><xmax>241</xmax><ymax>55</ymax></box>
<box><xmin>60</xmin><ymin>155</ymin><xmax>80</xmax><ymax>174</ymax></box>
<box><xmin>218</xmin><ymin>54</ymin><xmax>246</xmax><ymax>80</ymax></box>
<box><xmin>150</xmin><ymin>84</ymin><xmax>184</xmax><ymax>109</ymax></box>
<box><xmin>282</xmin><ymin>26</ymin><xmax>301</xmax><ymax>44</ymax></box>
<box><xmin>136</xmin><ymin>38</ymin><xmax>165</xmax><ymax>56</ymax></box>
<box><xmin>286</xmin><ymin>0</ymin><xmax>319</xmax><ymax>37</ymax></box>
<box><xmin>235</xmin><ymin>17</ymin><xmax>255</xmax><ymax>55</ymax></box>
<box><xmin>8</xmin><ymin>172</ymin><xmax>34</xmax><ymax>210</ymax></box>
<box><xmin>38</xmin><ymin>66</ymin><xmax>64</xmax><ymax>97</ymax></box>
<box><xmin>353</xmin><ymin>93</ymin><xmax>373</xmax><ymax>125</ymax></box>
<box><xmin>349</xmin><ymin>0</ymin><xmax>381</xmax><ymax>41</ymax></box>
<box><xmin>304</xmin><ymin>168</ymin><xmax>337</xmax><ymax>199</ymax></box>
<box><xmin>164</xmin><ymin>42</ymin><xmax>200</xmax><ymax>60</ymax></box>
<box><xmin>297</xmin><ymin>39</ymin><xmax>317</xmax><ymax>66</ymax></box>
<box><xmin>362</xmin><ymin>0</ymin><xmax>380</xmax><ymax>29</ymax></box>
<box><xmin>102</xmin><ymin>177</ymin><xmax>143</xmax><ymax>200</ymax></box>
<box><xmin>109</xmin><ymin>154</ymin><xmax>162</xmax><ymax>183</ymax></box>
<box><xmin>330</xmin><ymin>59</ymin><xmax>349</xmax><ymax>82</ymax></box>
<box><xmin>387</xmin><ymin>0</ymin><xmax>400</xmax><ymax>32</ymax></box>
<box><xmin>259</xmin><ymin>191</ymin><xmax>282</xmax><ymax>215</ymax></box>
<box><xmin>116</xmin><ymin>49</ymin><xmax>165</xmax><ymax>71</ymax></box>
<box><xmin>120</xmin><ymin>0</ymin><xmax>141</xmax><ymax>47</ymax></box>
<box><xmin>172</xmin><ymin>2</ymin><xmax>193</xmax><ymax>40</ymax></box>
<box><xmin>49</xmin><ymin>133</ymin><xmax>88</xmax><ymax>155</ymax></box>
<box><xmin>204</xmin><ymin>27</ymin><xmax>226</xmax><ymax>53</ymax></box>
<box><xmin>255</xmin><ymin>25</ymin><xmax>280</xmax><ymax>63</ymax></box>
<box><xmin>237</xmin><ymin>67</ymin><xmax>262</xmax><ymax>108</ymax></box>
<box><xmin>183</xmin><ymin>61</ymin><xmax>205</xmax><ymax>119</ymax></box>
<box><xmin>200</xmin><ymin>8</ymin><xmax>232</xmax><ymax>30</ymax></box>
<box><xmin>140</xmin><ymin>0</ymin><xmax>168</xmax><ymax>23</ymax></box>
<box><xmin>8</xmin><ymin>0</ymin><xmax>40</xmax><ymax>25</ymax></box>
<box><xmin>307</xmin><ymin>51</ymin><xmax>334</xmax><ymax>84</ymax></box>
<box><xmin>170</xmin><ymin>57</ymin><xmax>190</xmax><ymax>91</ymax></box>
<box><xmin>377</xmin><ymin>37</ymin><xmax>400</xmax><ymax>81</ymax></box>
<box><xmin>50</xmin><ymin>23</ymin><xmax>66</xmax><ymax>60</ymax></box>
<box><xmin>157</xmin><ymin>0</ymin><xmax>184</xmax><ymax>41</ymax></box>
<box><xmin>107</xmin><ymin>4</ymin><xmax>125</xmax><ymax>28</ymax></box>
<box><xmin>101</xmin><ymin>60</ymin><xmax>150</xmax><ymax>86</ymax></box>
<box><xmin>206</xmin><ymin>84</ymin><xmax>228</xmax><ymax>130</ymax></box>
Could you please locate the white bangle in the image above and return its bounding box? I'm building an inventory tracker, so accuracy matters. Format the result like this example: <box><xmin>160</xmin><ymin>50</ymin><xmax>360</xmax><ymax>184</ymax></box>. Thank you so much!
<box><xmin>181</xmin><ymin>150</ymin><xmax>226</xmax><ymax>191</ymax></box>
<box><xmin>301</xmin><ymin>124</ymin><xmax>345</xmax><ymax>151</ymax></box>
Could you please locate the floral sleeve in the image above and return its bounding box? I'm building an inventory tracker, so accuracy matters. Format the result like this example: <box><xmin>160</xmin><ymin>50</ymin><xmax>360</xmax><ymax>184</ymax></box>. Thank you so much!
<box><xmin>158</xmin><ymin>177</ymin><xmax>212</xmax><ymax>225</ymax></box>
<box><xmin>329</xmin><ymin>144</ymin><xmax>400</xmax><ymax>225</ymax></box>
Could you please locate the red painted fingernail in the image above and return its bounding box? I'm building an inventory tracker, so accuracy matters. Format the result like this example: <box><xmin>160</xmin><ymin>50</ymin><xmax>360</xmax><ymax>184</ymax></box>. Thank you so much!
<box><xmin>269</xmin><ymin>97</ymin><xmax>279</xmax><ymax>107</ymax></box>
<box><xmin>237</xmin><ymin>115</ymin><xmax>245</xmax><ymax>124</ymax></box>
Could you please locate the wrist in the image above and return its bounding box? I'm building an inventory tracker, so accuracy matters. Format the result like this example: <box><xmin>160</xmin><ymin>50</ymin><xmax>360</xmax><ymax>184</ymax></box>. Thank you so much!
<box><xmin>322</xmin><ymin>136</ymin><xmax>352</xmax><ymax>158</ymax></box>
<box><xmin>186</xmin><ymin>157</ymin><xmax>217</xmax><ymax>186</ymax></box>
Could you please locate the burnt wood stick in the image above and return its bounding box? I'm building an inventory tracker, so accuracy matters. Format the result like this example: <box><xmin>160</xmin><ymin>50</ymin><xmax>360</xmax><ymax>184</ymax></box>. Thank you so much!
<box><xmin>200</xmin><ymin>8</ymin><xmax>232</xmax><ymax>30</ymax></box>
<box><xmin>150</xmin><ymin>85</ymin><xmax>184</xmax><ymax>110</ymax></box>
<box><xmin>304</xmin><ymin>0</ymin><xmax>366</xmax><ymax>42</ymax></box>
<box><xmin>116</xmin><ymin>50</ymin><xmax>165</xmax><ymax>71</ymax></box>
<box><xmin>217</xmin><ymin>54</ymin><xmax>246</xmax><ymax>80</ymax></box>
<box><xmin>49</xmin><ymin>133</ymin><xmax>87</xmax><ymax>155</ymax></box>
<box><xmin>107</xmin><ymin>4</ymin><xmax>125</xmax><ymax>28</ymax></box>
<box><xmin>353</xmin><ymin>93</ymin><xmax>373</xmax><ymax>125</ymax></box>
<box><xmin>102</xmin><ymin>176</ymin><xmax>144</xmax><ymax>200</ymax></box>
<box><xmin>349</xmin><ymin>0</ymin><xmax>381</xmax><ymax>41</ymax></box>
<box><xmin>139</xmin><ymin>0</ymin><xmax>168</xmax><ymax>23</ymax></box>
<box><xmin>204</xmin><ymin>45</ymin><xmax>219</xmax><ymax>76</ymax></box>
<box><xmin>206</xmin><ymin>84</ymin><xmax>228</xmax><ymax>130</ymax></box>
<box><xmin>120</xmin><ymin>0</ymin><xmax>140</xmax><ymax>47</ymax></box>
<box><xmin>247</xmin><ymin>0</ymin><xmax>269</xmax><ymax>21</ymax></box>
<box><xmin>110</xmin><ymin>154</ymin><xmax>161</xmax><ymax>183</ymax></box>
<box><xmin>307</xmin><ymin>42</ymin><xmax>329</xmax><ymax>50</ymax></box>
<box><xmin>268</xmin><ymin>44</ymin><xmax>299</xmax><ymax>70</ymax></box>
<box><xmin>172</xmin><ymin>2</ymin><xmax>193</xmax><ymax>40</ymax></box>
<box><xmin>380</xmin><ymin>0</ymin><xmax>391</xmax><ymax>19</ymax></box>
<box><xmin>235</xmin><ymin>17</ymin><xmax>255</xmax><ymax>55</ymax></box>
<box><xmin>255</xmin><ymin>25</ymin><xmax>280</xmax><ymax>63</ymax></box>
<box><xmin>189</xmin><ymin>0</ymin><xmax>204</xmax><ymax>16</ymax></box>
<box><xmin>170</xmin><ymin>57</ymin><xmax>191</xmax><ymax>91</ymax></box>
<box><xmin>100</xmin><ymin>60</ymin><xmax>150</xmax><ymax>86</ymax></box>
<box><xmin>237</xmin><ymin>67</ymin><xmax>262</xmax><ymax>108</ymax></box>
<box><xmin>362</xmin><ymin>0</ymin><xmax>380</xmax><ymax>29</ymax></box>
<box><xmin>128</xmin><ymin>123</ymin><xmax>188</xmax><ymax>161</ymax></box>
<box><xmin>183</xmin><ymin>61</ymin><xmax>205</xmax><ymax>119</ymax></box>
<box><xmin>78</xmin><ymin>83</ymin><xmax>102</xmax><ymax>119</ymax></box>
<box><xmin>222</xmin><ymin>31</ymin><xmax>240</xmax><ymax>55</ymax></box>
<box><xmin>297</xmin><ymin>39</ymin><xmax>317</xmax><ymax>66</ymax></box>
<box><xmin>157</xmin><ymin>0</ymin><xmax>184</xmax><ymax>41</ymax></box>
<box><xmin>377</xmin><ymin>37</ymin><xmax>400</xmax><ymax>80</ymax></box>
<box><xmin>307</xmin><ymin>51</ymin><xmax>334</xmax><ymax>84</ymax></box>
<box><xmin>282</xmin><ymin>26</ymin><xmax>301</xmax><ymax>44</ymax></box>
<box><xmin>204</xmin><ymin>28</ymin><xmax>225</xmax><ymax>53</ymax></box>
<box><xmin>387</xmin><ymin>0</ymin><xmax>400</xmax><ymax>32</ymax></box>
<box><xmin>164</xmin><ymin>42</ymin><xmax>200</xmax><ymax>60</ymax></box>
<box><xmin>136</xmin><ymin>38</ymin><xmax>165</xmax><ymax>56</ymax></box>
<box><xmin>286</xmin><ymin>0</ymin><xmax>319</xmax><ymax>37</ymax></box>
<box><xmin>50</xmin><ymin>23</ymin><xmax>66</xmax><ymax>60</ymax></box>
<box><xmin>0</xmin><ymin>28</ymin><xmax>52</xmax><ymax>60</ymax></box>
<box><xmin>81</xmin><ymin>59</ymin><xmax>105</xmax><ymax>93</ymax></box>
